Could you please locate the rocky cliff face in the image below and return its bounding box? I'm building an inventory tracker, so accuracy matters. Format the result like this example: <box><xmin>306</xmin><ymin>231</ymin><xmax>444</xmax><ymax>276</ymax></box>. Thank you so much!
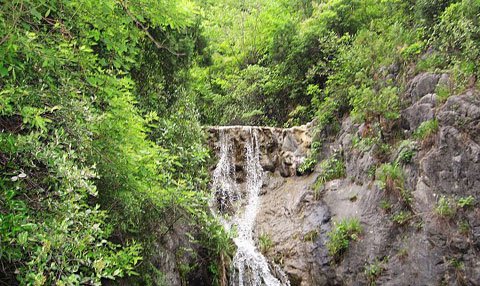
<box><xmin>208</xmin><ymin>74</ymin><xmax>480</xmax><ymax>286</ymax></box>
<box><xmin>208</xmin><ymin>124</ymin><xmax>313</xmax><ymax>179</ymax></box>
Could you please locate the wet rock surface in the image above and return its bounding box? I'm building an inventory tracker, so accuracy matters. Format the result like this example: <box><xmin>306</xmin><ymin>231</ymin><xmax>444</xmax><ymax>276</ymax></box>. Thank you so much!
<box><xmin>208</xmin><ymin>90</ymin><xmax>480</xmax><ymax>286</ymax></box>
<box><xmin>208</xmin><ymin>123</ymin><xmax>313</xmax><ymax>178</ymax></box>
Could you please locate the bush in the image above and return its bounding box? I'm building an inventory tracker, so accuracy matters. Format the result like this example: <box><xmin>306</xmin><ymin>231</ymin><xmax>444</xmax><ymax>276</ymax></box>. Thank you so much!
<box><xmin>414</xmin><ymin>119</ymin><xmax>438</xmax><ymax>147</ymax></box>
<box><xmin>376</xmin><ymin>163</ymin><xmax>405</xmax><ymax>192</ymax></box>
<box><xmin>396</xmin><ymin>140</ymin><xmax>416</xmax><ymax>164</ymax></box>
<box><xmin>326</xmin><ymin>218</ymin><xmax>362</xmax><ymax>256</ymax></box>
<box><xmin>414</xmin><ymin>119</ymin><xmax>438</xmax><ymax>140</ymax></box>
<box><xmin>0</xmin><ymin>135</ymin><xmax>142</xmax><ymax>285</ymax></box>
<box><xmin>364</xmin><ymin>258</ymin><xmax>387</xmax><ymax>286</ymax></box>
<box><xmin>258</xmin><ymin>233</ymin><xmax>274</xmax><ymax>255</ymax></box>
<box><xmin>456</xmin><ymin>196</ymin><xmax>475</xmax><ymax>208</ymax></box>
<box><xmin>298</xmin><ymin>157</ymin><xmax>319</xmax><ymax>174</ymax></box>
<box><xmin>435</xmin><ymin>195</ymin><xmax>456</xmax><ymax>217</ymax></box>
<box><xmin>391</xmin><ymin>210</ymin><xmax>412</xmax><ymax>225</ymax></box>
<box><xmin>415</xmin><ymin>0</ymin><xmax>460</xmax><ymax>26</ymax></box>
<box><xmin>434</xmin><ymin>0</ymin><xmax>480</xmax><ymax>82</ymax></box>
<box><xmin>312</xmin><ymin>156</ymin><xmax>346</xmax><ymax>199</ymax></box>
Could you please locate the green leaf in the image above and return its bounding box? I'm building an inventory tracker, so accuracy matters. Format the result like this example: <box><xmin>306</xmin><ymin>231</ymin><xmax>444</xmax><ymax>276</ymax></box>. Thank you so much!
<box><xmin>0</xmin><ymin>64</ymin><xmax>8</xmax><ymax>77</ymax></box>
<box><xmin>30</xmin><ymin>8</ymin><xmax>42</xmax><ymax>20</ymax></box>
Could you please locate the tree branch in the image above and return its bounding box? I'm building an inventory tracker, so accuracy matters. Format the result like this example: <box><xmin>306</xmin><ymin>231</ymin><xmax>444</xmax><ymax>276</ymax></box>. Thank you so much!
<box><xmin>0</xmin><ymin>0</ymin><xmax>24</xmax><ymax>47</ymax></box>
<box><xmin>117</xmin><ymin>0</ymin><xmax>185</xmax><ymax>57</ymax></box>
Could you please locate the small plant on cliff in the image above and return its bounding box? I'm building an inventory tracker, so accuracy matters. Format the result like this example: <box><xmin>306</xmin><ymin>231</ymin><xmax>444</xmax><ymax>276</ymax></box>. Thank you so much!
<box><xmin>380</xmin><ymin>200</ymin><xmax>393</xmax><ymax>212</ymax></box>
<box><xmin>414</xmin><ymin>119</ymin><xmax>438</xmax><ymax>147</ymax></box>
<box><xmin>456</xmin><ymin>196</ymin><xmax>475</xmax><ymax>208</ymax></box>
<box><xmin>313</xmin><ymin>156</ymin><xmax>346</xmax><ymax>199</ymax></box>
<box><xmin>364</xmin><ymin>258</ymin><xmax>387</xmax><ymax>286</ymax></box>
<box><xmin>316</xmin><ymin>156</ymin><xmax>346</xmax><ymax>185</ymax></box>
<box><xmin>303</xmin><ymin>229</ymin><xmax>319</xmax><ymax>242</ymax></box>
<box><xmin>396</xmin><ymin>140</ymin><xmax>416</xmax><ymax>164</ymax></box>
<box><xmin>258</xmin><ymin>233</ymin><xmax>274</xmax><ymax>255</ymax></box>
<box><xmin>376</xmin><ymin>163</ymin><xmax>405</xmax><ymax>193</ymax></box>
<box><xmin>298</xmin><ymin>157</ymin><xmax>318</xmax><ymax>174</ymax></box>
<box><xmin>391</xmin><ymin>210</ymin><xmax>412</xmax><ymax>225</ymax></box>
<box><xmin>326</xmin><ymin>218</ymin><xmax>362</xmax><ymax>257</ymax></box>
<box><xmin>298</xmin><ymin>141</ymin><xmax>323</xmax><ymax>175</ymax></box>
<box><xmin>435</xmin><ymin>195</ymin><xmax>456</xmax><ymax>217</ymax></box>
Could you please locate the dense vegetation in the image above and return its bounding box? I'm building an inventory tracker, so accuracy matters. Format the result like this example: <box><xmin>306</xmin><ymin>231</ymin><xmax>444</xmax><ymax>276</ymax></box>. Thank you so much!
<box><xmin>1</xmin><ymin>0</ymin><xmax>479</xmax><ymax>285</ymax></box>
<box><xmin>0</xmin><ymin>0</ymin><xmax>227</xmax><ymax>285</ymax></box>
<box><xmin>194</xmin><ymin>0</ymin><xmax>479</xmax><ymax>127</ymax></box>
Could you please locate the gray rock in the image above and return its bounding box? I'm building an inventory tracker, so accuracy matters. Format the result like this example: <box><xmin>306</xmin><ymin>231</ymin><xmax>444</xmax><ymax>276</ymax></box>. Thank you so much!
<box><xmin>406</xmin><ymin>72</ymin><xmax>441</xmax><ymax>104</ymax></box>
<box><xmin>403</xmin><ymin>93</ymin><xmax>437</xmax><ymax>132</ymax></box>
<box><xmin>205</xmin><ymin>90</ymin><xmax>480</xmax><ymax>286</ymax></box>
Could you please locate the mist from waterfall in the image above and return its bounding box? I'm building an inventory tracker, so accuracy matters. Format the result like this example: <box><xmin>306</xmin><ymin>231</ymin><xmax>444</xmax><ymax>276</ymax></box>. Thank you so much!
<box><xmin>211</xmin><ymin>127</ymin><xmax>290</xmax><ymax>286</ymax></box>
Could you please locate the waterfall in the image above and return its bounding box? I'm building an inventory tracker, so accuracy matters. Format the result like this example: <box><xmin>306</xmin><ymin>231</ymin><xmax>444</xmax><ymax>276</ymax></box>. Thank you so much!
<box><xmin>211</xmin><ymin>127</ymin><xmax>290</xmax><ymax>286</ymax></box>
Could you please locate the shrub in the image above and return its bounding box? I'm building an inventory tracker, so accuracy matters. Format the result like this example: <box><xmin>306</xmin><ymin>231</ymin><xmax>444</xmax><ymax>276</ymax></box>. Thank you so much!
<box><xmin>318</xmin><ymin>156</ymin><xmax>346</xmax><ymax>183</ymax></box>
<box><xmin>415</xmin><ymin>0</ymin><xmax>459</xmax><ymax>26</ymax></box>
<box><xmin>298</xmin><ymin>140</ymin><xmax>323</xmax><ymax>174</ymax></box>
<box><xmin>436</xmin><ymin>84</ymin><xmax>453</xmax><ymax>104</ymax></box>
<box><xmin>364</xmin><ymin>258</ymin><xmax>386</xmax><ymax>286</ymax></box>
<box><xmin>391</xmin><ymin>210</ymin><xmax>412</xmax><ymax>225</ymax></box>
<box><xmin>380</xmin><ymin>200</ymin><xmax>393</xmax><ymax>212</ymax></box>
<box><xmin>456</xmin><ymin>196</ymin><xmax>475</xmax><ymax>208</ymax></box>
<box><xmin>435</xmin><ymin>195</ymin><xmax>456</xmax><ymax>217</ymax></box>
<box><xmin>396</xmin><ymin>140</ymin><xmax>416</xmax><ymax>164</ymax></box>
<box><xmin>434</xmin><ymin>0</ymin><xmax>480</xmax><ymax>81</ymax></box>
<box><xmin>313</xmin><ymin>156</ymin><xmax>346</xmax><ymax>199</ymax></box>
<box><xmin>298</xmin><ymin>157</ymin><xmax>319</xmax><ymax>174</ymax></box>
<box><xmin>414</xmin><ymin>119</ymin><xmax>438</xmax><ymax>140</ymax></box>
<box><xmin>258</xmin><ymin>233</ymin><xmax>274</xmax><ymax>255</ymax></box>
<box><xmin>326</xmin><ymin>218</ymin><xmax>362</xmax><ymax>256</ymax></box>
<box><xmin>376</xmin><ymin>163</ymin><xmax>405</xmax><ymax>192</ymax></box>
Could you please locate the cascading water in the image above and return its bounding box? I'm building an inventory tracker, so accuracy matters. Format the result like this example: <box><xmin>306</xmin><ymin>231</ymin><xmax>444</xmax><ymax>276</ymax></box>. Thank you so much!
<box><xmin>211</xmin><ymin>127</ymin><xmax>290</xmax><ymax>286</ymax></box>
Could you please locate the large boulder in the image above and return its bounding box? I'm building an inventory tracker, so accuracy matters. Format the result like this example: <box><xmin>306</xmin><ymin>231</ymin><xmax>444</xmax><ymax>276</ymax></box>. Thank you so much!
<box><xmin>405</xmin><ymin>72</ymin><xmax>441</xmax><ymax>104</ymax></box>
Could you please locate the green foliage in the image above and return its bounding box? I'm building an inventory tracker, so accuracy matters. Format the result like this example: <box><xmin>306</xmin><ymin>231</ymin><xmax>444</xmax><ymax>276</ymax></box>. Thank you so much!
<box><xmin>350</xmin><ymin>85</ymin><xmax>400</xmax><ymax>125</ymax></box>
<box><xmin>380</xmin><ymin>200</ymin><xmax>393</xmax><ymax>212</ymax></box>
<box><xmin>376</xmin><ymin>163</ymin><xmax>405</xmax><ymax>192</ymax></box>
<box><xmin>456</xmin><ymin>196</ymin><xmax>475</xmax><ymax>208</ymax></box>
<box><xmin>298</xmin><ymin>140</ymin><xmax>322</xmax><ymax>174</ymax></box>
<box><xmin>258</xmin><ymin>233</ymin><xmax>274</xmax><ymax>255</ymax></box>
<box><xmin>319</xmin><ymin>156</ymin><xmax>346</xmax><ymax>183</ymax></box>
<box><xmin>449</xmin><ymin>258</ymin><xmax>464</xmax><ymax>270</ymax></box>
<box><xmin>458</xmin><ymin>220</ymin><xmax>470</xmax><ymax>234</ymax></box>
<box><xmin>0</xmin><ymin>135</ymin><xmax>142</xmax><ymax>284</ymax></box>
<box><xmin>312</xmin><ymin>155</ymin><xmax>346</xmax><ymax>197</ymax></box>
<box><xmin>435</xmin><ymin>195</ymin><xmax>456</xmax><ymax>217</ymax></box>
<box><xmin>433</xmin><ymin>0</ymin><xmax>480</xmax><ymax>82</ymax></box>
<box><xmin>391</xmin><ymin>210</ymin><xmax>412</xmax><ymax>225</ymax></box>
<box><xmin>298</xmin><ymin>157</ymin><xmax>319</xmax><ymax>174</ymax></box>
<box><xmin>415</xmin><ymin>0</ymin><xmax>460</xmax><ymax>26</ymax></box>
<box><xmin>364</xmin><ymin>258</ymin><xmax>386</xmax><ymax>286</ymax></box>
<box><xmin>396</xmin><ymin>140</ymin><xmax>416</xmax><ymax>164</ymax></box>
<box><xmin>326</xmin><ymin>218</ymin><xmax>362</xmax><ymax>256</ymax></box>
<box><xmin>200</xmin><ymin>213</ymin><xmax>236</xmax><ymax>285</ymax></box>
<box><xmin>436</xmin><ymin>84</ymin><xmax>453</xmax><ymax>104</ymax></box>
<box><xmin>0</xmin><ymin>0</ymin><xmax>222</xmax><ymax>284</ymax></box>
<box><xmin>400</xmin><ymin>188</ymin><xmax>413</xmax><ymax>206</ymax></box>
<box><xmin>194</xmin><ymin>0</ymin><xmax>344</xmax><ymax>126</ymax></box>
<box><xmin>303</xmin><ymin>229</ymin><xmax>319</xmax><ymax>242</ymax></box>
<box><xmin>414</xmin><ymin>119</ymin><xmax>439</xmax><ymax>140</ymax></box>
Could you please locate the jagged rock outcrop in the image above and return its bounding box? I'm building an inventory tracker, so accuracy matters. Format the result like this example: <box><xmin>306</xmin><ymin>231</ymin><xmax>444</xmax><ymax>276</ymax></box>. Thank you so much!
<box><xmin>208</xmin><ymin>123</ymin><xmax>313</xmax><ymax>178</ymax></box>
<box><xmin>208</xmin><ymin>74</ymin><xmax>480</xmax><ymax>286</ymax></box>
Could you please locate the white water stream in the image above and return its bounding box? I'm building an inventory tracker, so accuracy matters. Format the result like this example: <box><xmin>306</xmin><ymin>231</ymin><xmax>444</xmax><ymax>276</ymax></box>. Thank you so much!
<box><xmin>211</xmin><ymin>127</ymin><xmax>290</xmax><ymax>286</ymax></box>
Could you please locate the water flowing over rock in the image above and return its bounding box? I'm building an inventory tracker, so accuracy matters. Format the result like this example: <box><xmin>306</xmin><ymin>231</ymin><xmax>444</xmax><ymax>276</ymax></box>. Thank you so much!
<box><xmin>208</xmin><ymin>91</ymin><xmax>480</xmax><ymax>286</ymax></box>
<box><xmin>210</xmin><ymin>126</ymin><xmax>311</xmax><ymax>286</ymax></box>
